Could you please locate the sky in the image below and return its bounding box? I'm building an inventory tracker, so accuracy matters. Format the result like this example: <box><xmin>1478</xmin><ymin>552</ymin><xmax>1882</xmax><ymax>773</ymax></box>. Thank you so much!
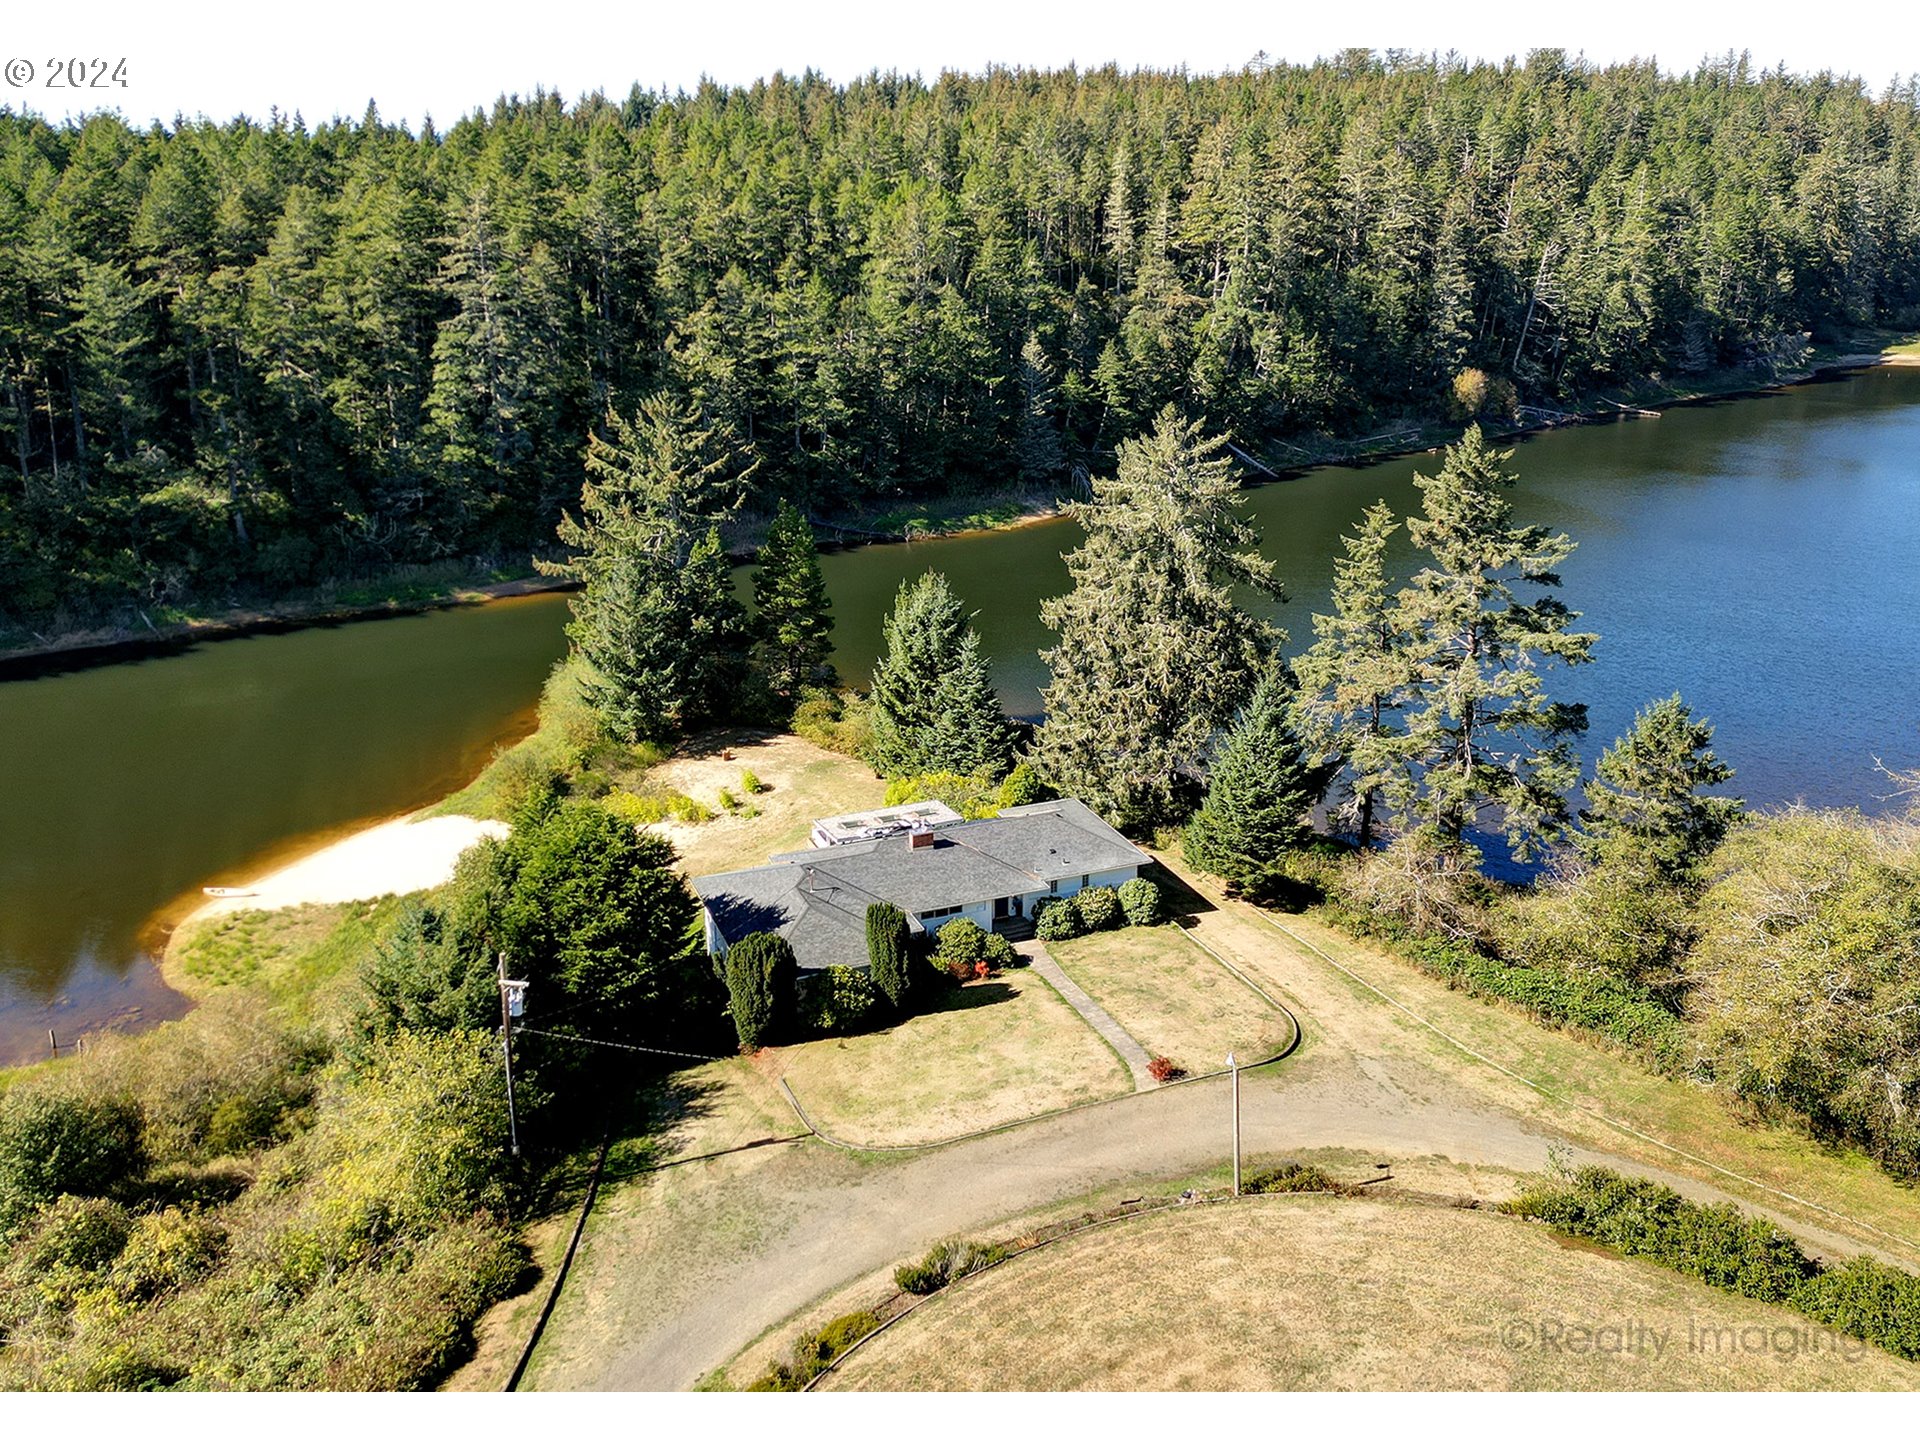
<box><xmin>3</xmin><ymin>0</ymin><xmax>1911</xmax><ymax>129</ymax></box>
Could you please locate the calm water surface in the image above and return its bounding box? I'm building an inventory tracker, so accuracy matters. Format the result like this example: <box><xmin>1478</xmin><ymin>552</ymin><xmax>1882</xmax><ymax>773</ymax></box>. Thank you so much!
<box><xmin>3</xmin><ymin>366</ymin><xmax>1917</xmax><ymax>1060</ymax></box>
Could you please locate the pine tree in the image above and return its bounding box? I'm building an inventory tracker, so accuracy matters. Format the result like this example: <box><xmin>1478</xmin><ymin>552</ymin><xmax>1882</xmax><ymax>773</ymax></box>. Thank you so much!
<box><xmin>1293</xmin><ymin>501</ymin><xmax>1412</xmax><ymax>849</ymax></box>
<box><xmin>1033</xmin><ymin>406</ymin><xmax>1282</xmax><ymax>830</ymax></box>
<box><xmin>866</xmin><ymin>571</ymin><xmax>1012</xmax><ymax>779</ymax></box>
<box><xmin>1181</xmin><ymin>662</ymin><xmax>1323</xmax><ymax>887</ymax></box>
<box><xmin>1579</xmin><ymin>694</ymin><xmax>1742</xmax><ymax>882</ymax></box>
<box><xmin>541</xmin><ymin>394</ymin><xmax>753</xmax><ymax>741</ymax></box>
<box><xmin>752</xmin><ymin>499</ymin><xmax>834</xmax><ymax>697</ymax></box>
<box><xmin>1397</xmin><ymin>426</ymin><xmax>1596</xmax><ymax>859</ymax></box>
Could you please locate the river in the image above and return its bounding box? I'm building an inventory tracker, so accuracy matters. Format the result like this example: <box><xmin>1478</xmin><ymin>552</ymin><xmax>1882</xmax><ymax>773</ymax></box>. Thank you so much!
<box><xmin>3</xmin><ymin>365</ymin><xmax>1917</xmax><ymax>1062</ymax></box>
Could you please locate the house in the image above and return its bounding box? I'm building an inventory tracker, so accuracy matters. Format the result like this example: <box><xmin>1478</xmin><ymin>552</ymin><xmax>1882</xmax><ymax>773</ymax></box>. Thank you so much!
<box><xmin>691</xmin><ymin>798</ymin><xmax>1149</xmax><ymax>974</ymax></box>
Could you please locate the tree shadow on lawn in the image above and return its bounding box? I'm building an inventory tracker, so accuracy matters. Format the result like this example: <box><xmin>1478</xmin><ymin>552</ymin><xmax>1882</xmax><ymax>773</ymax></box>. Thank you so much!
<box><xmin>672</xmin><ymin>725</ymin><xmax>783</xmax><ymax>763</ymax></box>
<box><xmin>1147</xmin><ymin>861</ymin><xmax>1219</xmax><ymax>923</ymax></box>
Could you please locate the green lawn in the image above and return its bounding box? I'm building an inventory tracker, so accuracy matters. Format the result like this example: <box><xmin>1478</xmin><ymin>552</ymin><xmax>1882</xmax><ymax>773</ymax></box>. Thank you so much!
<box><xmin>766</xmin><ymin>971</ymin><xmax>1131</xmax><ymax>1147</ymax></box>
<box><xmin>165</xmin><ymin>897</ymin><xmax>414</xmax><ymax>1022</ymax></box>
<box><xmin>1045</xmin><ymin>924</ymin><xmax>1294</xmax><ymax>1075</ymax></box>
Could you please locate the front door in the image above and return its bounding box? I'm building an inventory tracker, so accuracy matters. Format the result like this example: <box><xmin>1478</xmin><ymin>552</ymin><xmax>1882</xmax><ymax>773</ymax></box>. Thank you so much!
<box><xmin>993</xmin><ymin>896</ymin><xmax>1022</xmax><ymax>920</ymax></box>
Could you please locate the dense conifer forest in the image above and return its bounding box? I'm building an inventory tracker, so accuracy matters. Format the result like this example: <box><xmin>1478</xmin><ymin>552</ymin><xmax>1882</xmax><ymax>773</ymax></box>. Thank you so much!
<box><xmin>4</xmin><ymin>50</ymin><xmax>1919</xmax><ymax>632</ymax></box>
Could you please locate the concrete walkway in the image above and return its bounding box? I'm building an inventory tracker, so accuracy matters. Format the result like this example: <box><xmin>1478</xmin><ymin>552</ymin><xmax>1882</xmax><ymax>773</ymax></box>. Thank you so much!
<box><xmin>1021</xmin><ymin>941</ymin><xmax>1157</xmax><ymax>1091</ymax></box>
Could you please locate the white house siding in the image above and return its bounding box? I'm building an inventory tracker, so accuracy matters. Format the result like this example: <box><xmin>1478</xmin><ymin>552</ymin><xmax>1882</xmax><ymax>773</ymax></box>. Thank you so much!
<box><xmin>918</xmin><ymin>899</ymin><xmax>997</xmax><ymax>934</ymax></box>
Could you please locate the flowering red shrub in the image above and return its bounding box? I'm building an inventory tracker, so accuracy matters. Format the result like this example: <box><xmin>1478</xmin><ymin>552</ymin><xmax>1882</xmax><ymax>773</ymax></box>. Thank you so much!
<box><xmin>1147</xmin><ymin>1056</ymin><xmax>1186</xmax><ymax>1083</ymax></box>
<box><xmin>973</xmin><ymin>960</ymin><xmax>990</xmax><ymax>980</ymax></box>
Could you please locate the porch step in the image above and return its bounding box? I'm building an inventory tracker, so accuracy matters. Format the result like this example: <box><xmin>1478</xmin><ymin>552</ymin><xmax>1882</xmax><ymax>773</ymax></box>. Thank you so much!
<box><xmin>993</xmin><ymin>917</ymin><xmax>1036</xmax><ymax>941</ymax></box>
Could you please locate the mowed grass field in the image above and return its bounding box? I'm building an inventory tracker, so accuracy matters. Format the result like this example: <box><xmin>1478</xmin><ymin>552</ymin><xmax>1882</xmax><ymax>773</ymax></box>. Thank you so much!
<box><xmin>1045</xmin><ymin>924</ymin><xmax>1294</xmax><ymax>1073</ymax></box>
<box><xmin>824</xmin><ymin>1198</ymin><xmax>1920</xmax><ymax>1392</ymax></box>
<box><xmin>761</xmin><ymin>972</ymin><xmax>1132</xmax><ymax>1146</ymax></box>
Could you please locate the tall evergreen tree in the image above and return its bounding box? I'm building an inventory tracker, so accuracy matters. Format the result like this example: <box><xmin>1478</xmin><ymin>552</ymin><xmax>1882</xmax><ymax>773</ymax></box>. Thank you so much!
<box><xmin>1293</xmin><ymin>501</ymin><xmax>1412</xmax><ymax>849</ymax></box>
<box><xmin>1579</xmin><ymin>694</ymin><xmax>1742</xmax><ymax>882</ymax></box>
<box><xmin>751</xmin><ymin>499</ymin><xmax>834</xmax><ymax>697</ymax></box>
<box><xmin>865</xmin><ymin>571</ymin><xmax>1012</xmax><ymax>779</ymax></box>
<box><xmin>1033</xmin><ymin>406</ymin><xmax>1282</xmax><ymax>829</ymax></box>
<box><xmin>542</xmin><ymin>394</ymin><xmax>753</xmax><ymax>741</ymax></box>
<box><xmin>1014</xmin><ymin>334</ymin><xmax>1066</xmax><ymax>483</ymax></box>
<box><xmin>1181</xmin><ymin>661</ymin><xmax>1323</xmax><ymax>888</ymax></box>
<box><xmin>1396</xmin><ymin>426</ymin><xmax>1596</xmax><ymax>858</ymax></box>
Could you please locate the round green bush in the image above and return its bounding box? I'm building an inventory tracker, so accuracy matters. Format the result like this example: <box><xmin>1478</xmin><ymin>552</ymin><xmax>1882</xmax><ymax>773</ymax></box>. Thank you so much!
<box><xmin>800</xmin><ymin>966</ymin><xmax>882</xmax><ymax>1036</ymax></box>
<box><xmin>1073</xmin><ymin>885</ymin><xmax>1122</xmax><ymax>931</ymax></box>
<box><xmin>1118</xmin><ymin>876</ymin><xmax>1163</xmax><ymax>927</ymax></box>
<box><xmin>933</xmin><ymin>917</ymin><xmax>991</xmax><ymax>972</ymax></box>
<box><xmin>1033</xmin><ymin>897</ymin><xmax>1084</xmax><ymax>942</ymax></box>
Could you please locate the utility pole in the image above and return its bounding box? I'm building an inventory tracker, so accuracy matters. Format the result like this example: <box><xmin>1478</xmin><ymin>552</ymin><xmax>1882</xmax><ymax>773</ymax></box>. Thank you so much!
<box><xmin>498</xmin><ymin>952</ymin><xmax>528</xmax><ymax>1159</ymax></box>
<box><xmin>1228</xmin><ymin>1051</ymin><xmax>1241</xmax><ymax>1197</ymax></box>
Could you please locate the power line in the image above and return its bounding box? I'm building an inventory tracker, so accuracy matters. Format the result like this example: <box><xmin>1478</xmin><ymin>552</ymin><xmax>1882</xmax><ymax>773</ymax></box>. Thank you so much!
<box><xmin>514</xmin><ymin>1026</ymin><xmax>731</xmax><ymax>1064</ymax></box>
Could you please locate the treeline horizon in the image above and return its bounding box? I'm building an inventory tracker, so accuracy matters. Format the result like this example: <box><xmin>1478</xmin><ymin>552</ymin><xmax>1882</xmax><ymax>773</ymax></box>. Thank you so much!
<box><xmin>5</xmin><ymin>50</ymin><xmax>1920</xmax><ymax>631</ymax></box>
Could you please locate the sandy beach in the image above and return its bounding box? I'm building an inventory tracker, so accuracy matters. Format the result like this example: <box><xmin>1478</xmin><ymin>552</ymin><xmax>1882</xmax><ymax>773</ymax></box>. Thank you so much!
<box><xmin>191</xmin><ymin>812</ymin><xmax>509</xmax><ymax>921</ymax></box>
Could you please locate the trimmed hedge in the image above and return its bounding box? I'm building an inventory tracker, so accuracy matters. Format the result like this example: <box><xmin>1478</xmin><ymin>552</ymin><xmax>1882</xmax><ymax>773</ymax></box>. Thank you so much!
<box><xmin>1508</xmin><ymin>1165</ymin><xmax>1920</xmax><ymax>1360</ymax></box>
<box><xmin>865</xmin><ymin>902</ymin><xmax>912</xmax><ymax>1008</ymax></box>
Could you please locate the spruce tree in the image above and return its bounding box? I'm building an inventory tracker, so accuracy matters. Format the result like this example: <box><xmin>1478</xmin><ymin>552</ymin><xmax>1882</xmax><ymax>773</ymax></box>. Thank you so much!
<box><xmin>1396</xmin><ymin>426</ymin><xmax>1596</xmax><ymax>859</ymax></box>
<box><xmin>1293</xmin><ymin>501</ymin><xmax>1412</xmax><ymax>849</ymax></box>
<box><xmin>1182</xmin><ymin>662</ymin><xmax>1322</xmax><ymax>888</ymax></box>
<box><xmin>866</xmin><ymin>571</ymin><xmax>1013</xmax><ymax>779</ymax></box>
<box><xmin>752</xmin><ymin>499</ymin><xmax>835</xmax><ymax>697</ymax></box>
<box><xmin>541</xmin><ymin>395</ymin><xmax>753</xmax><ymax>741</ymax></box>
<box><xmin>1033</xmin><ymin>406</ymin><xmax>1281</xmax><ymax>830</ymax></box>
<box><xmin>1015</xmin><ymin>334</ymin><xmax>1066</xmax><ymax>483</ymax></box>
<box><xmin>1579</xmin><ymin>694</ymin><xmax>1742</xmax><ymax>882</ymax></box>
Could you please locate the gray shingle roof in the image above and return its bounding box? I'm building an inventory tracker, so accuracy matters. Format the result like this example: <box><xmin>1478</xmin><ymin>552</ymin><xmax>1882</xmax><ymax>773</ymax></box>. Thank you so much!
<box><xmin>692</xmin><ymin>798</ymin><xmax>1146</xmax><ymax>971</ymax></box>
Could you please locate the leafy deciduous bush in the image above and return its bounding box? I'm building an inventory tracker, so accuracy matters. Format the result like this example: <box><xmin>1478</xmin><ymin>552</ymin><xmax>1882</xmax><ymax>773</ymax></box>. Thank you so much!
<box><xmin>1033</xmin><ymin>896</ymin><xmax>1083</xmax><ymax>942</ymax></box>
<box><xmin>799</xmin><ymin>966</ymin><xmax>882</xmax><ymax>1037</ymax></box>
<box><xmin>747</xmin><ymin>1308</ymin><xmax>881</xmax><ymax>1390</ymax></box>
<box><xmin>1117</xmin><ymin>876</ymin><xmax>1163</xmax><ymax>927</ymax></box>
<box><xmin>0</xmin><ymin>1091</ymin><xmax>145</xmax><ymax>1239</ymax></box>
<box><xmin>1073</xmin><ymin>885</ymin><xmax>1121</xmax><ymax>931</ymax></box>
<box><xmin>1147</xmin><ymin>1056</ymin><xmax>1185</xmax><ymax>1083</ymax></box>
<box><xmin>932</xmin><ymin>917</ymin><xmax>991</xmax><ymax>974</ymax></box>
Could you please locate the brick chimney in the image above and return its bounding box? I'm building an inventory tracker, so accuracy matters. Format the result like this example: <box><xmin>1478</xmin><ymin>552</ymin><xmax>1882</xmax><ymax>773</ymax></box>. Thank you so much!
<box><xmin>907</xmin><ymin>823</ymin><xmax>935</xmax><ymax>850</ymax></box>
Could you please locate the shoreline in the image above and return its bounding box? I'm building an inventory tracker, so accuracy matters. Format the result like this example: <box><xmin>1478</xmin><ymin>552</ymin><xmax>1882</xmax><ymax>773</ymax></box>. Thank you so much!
<box><xmin>3</xmin><ymin>350</ymin><xmax>1915</xmax><ymax>681</ymax></box>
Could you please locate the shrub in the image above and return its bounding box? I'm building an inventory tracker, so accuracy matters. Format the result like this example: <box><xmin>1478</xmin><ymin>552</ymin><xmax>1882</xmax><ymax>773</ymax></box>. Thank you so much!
<box><xmin>1073</xmin><ymin>885</ymin><xmax>1122</xmax><ymax>931</ymax></box>
<box><xmin>716</xmin><ymin>788</ymin><xmax>739</xmax><ymax>812</ymax></box>
<box><xmin>748</xmin><ymin>1308</ymin><xmax>881</xmax><ymax>1390</ymax></box>
<box><xmin>792</xmin><ymin>687</ymin><xmax>873</xmax><ymax>759</ymax></box>
<box><xmin>933</xmin><ymin>917</ymin><xmax>990</xmax><ymax>972</ymax></box>
<box><xmin>1242</xmin><ymin>1163</ymin><xmax>1340</xmax><ymax>1195</ymax></box>
<box><xmin>893</xmin><ymin>1238</ymin><xmax>1011</xmax><ymax>1296</ymax></box>
<box><xmin>1117</xmin><ymin>877</ymin><xmax>1163</xmax><ymax>927</ymax></box>
<box><xmin>885</xmin><ymin>769</ymin><xmax>1000</xmax><ymax>819</ymax></box>
<box><xmin>741</xmin><ymin>769</ymin><xmax>766</xmax><ymax>794</ymax></box>
<box><xmin>1146</xmin><ymin>1056</ymin><xmax>1185</xmax><ymax>1083</ymax></box>
<box><xmin>800</xmin><ymin>966</ymin><xmax>882</xmax><ymax>1037</ymax></box>
<box><xmin>725</xmin><ymin>932</ymin><xmax>797</xmax><ymax>1050</ymax></box>
<box><xmin>1033</xmin><ymin>896</ymin><xmax>1084</xmax><ymax>942</ymax></box>
<box><xmin>996</xmin><ymin>761</ymin><xmax>1052</xmax><ymax>809</ymax></box>
<box><xmin>20</xmin><ymin>1194</ymin><xmax>134</xmax><ymax>1271</ymax></box>
<box><xmin>109</xmin><ymin>1208</ymin><xmax>228</xmax><ymax>1302</ymax></box>
<box><xmin>0</xmin><ymin>1090</ymin><xmax>145</xmax><ymax>1238</ymax></box>
<box><xmin>983</xmin><ymin>933</ymin><xmax>1019</xmax><ymax>971</ymax></box>
<box><xmin>865</xmin><ymin>902</ymin><xmax>913</xmax><ymax>1009</ymax></box>
<box><xmin>668</xmin><ymin>793</ymin><xmax>714</xmax><ymax>823</ymax></box>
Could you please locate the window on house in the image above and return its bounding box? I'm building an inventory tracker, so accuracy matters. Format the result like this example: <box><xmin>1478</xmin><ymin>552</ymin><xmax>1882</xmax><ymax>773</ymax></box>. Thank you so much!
<box><xmin>919</xmin><ymin>905</ymin><xmax>961</xmax><ymax>920</ymax></box>
<box><xmin>1081</xmin><ymin>874</ymin><xmax>1091</xmax><ymax>887</ymax></box>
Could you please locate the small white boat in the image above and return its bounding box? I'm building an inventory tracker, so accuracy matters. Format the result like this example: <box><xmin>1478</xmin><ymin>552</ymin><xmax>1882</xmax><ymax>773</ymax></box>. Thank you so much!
<box><xmin>201</xmin><ymin>886</ymin><xmax>259</xmax><ymax>898</ymax></box>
